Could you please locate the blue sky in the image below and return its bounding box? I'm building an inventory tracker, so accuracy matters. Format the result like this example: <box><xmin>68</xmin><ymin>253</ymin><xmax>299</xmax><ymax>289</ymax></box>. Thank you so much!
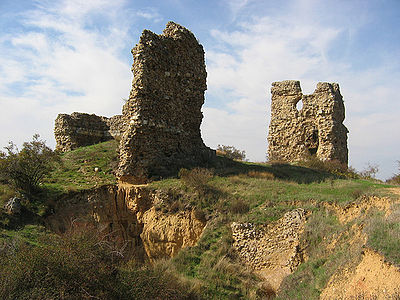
<box><xmin>0</xmin><ymin>0</ymin><xmax>399</xmax><ymax>180</ymax></box>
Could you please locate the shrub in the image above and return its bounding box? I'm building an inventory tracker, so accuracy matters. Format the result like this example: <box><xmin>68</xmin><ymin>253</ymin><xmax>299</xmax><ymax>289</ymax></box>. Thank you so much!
<box><xmin>216</xmin><ymin>145</ymin><xmax>246</xmax><ymax>161</ymax></box>
<box><xmin>0</xmin><ymin>226</ymin><xmax>121</xmax><ymax>299</ymax></box>
<box><xmin>358</xmin><ymin>163</ymin><xmax>379</xmax><ymax>179</ymax></box>
<box><xmin>297</xmin><ymin>155</ymin><xmax>351</xmax><ymax>176</ymax></box>
<box><xmin>0</xmin><ymin>225</ymin><xmax>199</xmax><ymax>300</ymax></box>
<box><xmin>387</xmin><ymin>174</ymin><xmax>400</xmax><ymax>185</ymax></box>
<box><xmin>386</xmin><ymin>161</ymin><xmax>400</xmax><ymax>185</ymax></box>
<box><xmin>351</xmin><ymin>189</ymin><xmax>364</xmax><ymax>200</ymax></box>
<box><xmin>119</xmin><ymin>260</ymin><xmax>200</xmax><ymax>300</ymax></box>
<box><xmin>179</xmin><ymin>168</ymin><xmax>214</xmax><ymax>195</ymax></box>
<box><xmin>229</xmin><ymin>198</ymin><xmax>250</xmax><ymax>214</ymax></box>
<box><xmin>0</xmin><ymin>134</ymin><xmax>60</xmax><ymax>200</ymax></box>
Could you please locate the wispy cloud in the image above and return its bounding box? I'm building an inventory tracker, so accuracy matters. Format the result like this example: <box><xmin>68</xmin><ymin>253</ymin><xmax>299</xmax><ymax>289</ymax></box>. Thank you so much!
<box><xmin>202</xmin><ymin>4</ymin><xmax>400</xmax><ymax>179</ymax></box>
<box><xmin>136</xmin><ymin>8</ymin><xmax>162</xmax><ymax>23</ymax></box>
<box><xmin>0</xmin><ymin>0</ymin><xmax>133</xmax><ymax>147</ymax></box>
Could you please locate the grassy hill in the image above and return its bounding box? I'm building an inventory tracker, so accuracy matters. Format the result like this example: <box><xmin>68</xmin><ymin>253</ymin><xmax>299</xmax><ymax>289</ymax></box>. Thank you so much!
<box><xmin>1</xmin><ymin>140</ymin><xmax>399</xmax><ymax>299</ymax></box>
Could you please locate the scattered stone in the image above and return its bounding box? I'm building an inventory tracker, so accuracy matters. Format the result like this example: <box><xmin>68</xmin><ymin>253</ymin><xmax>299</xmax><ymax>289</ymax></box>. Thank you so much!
<box><xmin>268</xmin><ymin>80</ymin><xmax>348</xmax><ymax>165</ymax></box>
<box><xmin>4</xmin><ymin>197</ymin><xmax>21</xmax><ymax>214</ymax></box>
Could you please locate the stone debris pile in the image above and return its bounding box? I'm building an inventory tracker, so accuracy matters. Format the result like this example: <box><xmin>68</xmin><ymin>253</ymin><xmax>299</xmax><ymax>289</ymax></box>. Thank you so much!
<box><xmin>231</xmin><ymin>208</ymin><xmax>307</xmax><ymax>291</ymax></box>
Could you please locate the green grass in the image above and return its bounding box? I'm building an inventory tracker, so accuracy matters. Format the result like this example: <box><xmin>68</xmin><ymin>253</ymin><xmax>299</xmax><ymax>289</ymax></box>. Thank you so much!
<box><xmin>148</xmin><ymin>165</ymin><xmax>395</xmax><ymax>299</ymax></box>
<box><xmin>366</xmin><ymin>206</ymin><xmax>400</xmax><ymax>265</ymax></box>
<box><xmin>43</xmin><ymin>140</ymin><xmax>118</xmax><ymax>195</ymax></box>
<box><xmin>2</xmin><ymin>141</ymin><xmax>399</xmax><ymax>299</ymax></box>
<box><xmin>150</xmin><ymin>168</ymin><xmax>390</xmax><ymax>226</ymax></box>
<box><xmin>0</xmin><ymin>224</ymin><xmax>49</xmax><ymax>247</ymax></box>
<box><xmin>0</xmin><ymin>184</ymin><xmax>14</xmax><ymax>207</ymax></box>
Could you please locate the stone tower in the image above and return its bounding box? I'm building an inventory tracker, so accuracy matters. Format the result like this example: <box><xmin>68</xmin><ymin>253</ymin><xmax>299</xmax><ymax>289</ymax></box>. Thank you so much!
<box><xmin>117</xmin><ymin>22</ymin><xmax>215</xmax><ymax>183</ymax></box>
<box><xmin>267</xmin><ymin>80</ymin><xmax>348</xmax><ymax>164</ymax></box>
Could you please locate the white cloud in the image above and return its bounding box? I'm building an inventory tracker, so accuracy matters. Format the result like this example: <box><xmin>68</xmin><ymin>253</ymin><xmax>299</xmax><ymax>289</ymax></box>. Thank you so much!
<box><xmin>0</xmin><ymin>0</ymin><xmax>398</xmax><ymax>181</ymax></box>
<box><xmin>203</xmin><ymin>10</ymin><xmax>400</xmax><ymax>179</ymax></box>
<box><xmin>0</xmin><ymin>0</ymin><xmax>133</xmax><ymax>149</ymax></box>
<box><xmin>136</xmin><ymin>8</ymin><xmax>162</xmax><ymax>22</ymax></box>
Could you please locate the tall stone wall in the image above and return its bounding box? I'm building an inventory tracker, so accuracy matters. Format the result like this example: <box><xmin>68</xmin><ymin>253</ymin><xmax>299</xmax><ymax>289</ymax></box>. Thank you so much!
<box><xmin>267</xmin><ymin>80</ymin><xmax>348</xmax><ymax>164</ymax></box>
<box><xmin>55</xmin><ymin>112</ymin><xmax>124</xmax><ymax>152</ymax></box>
<box><xmin>117</xmin><ymin>22</ymin><xmax>215</xmax><ymax>183</ymax></box>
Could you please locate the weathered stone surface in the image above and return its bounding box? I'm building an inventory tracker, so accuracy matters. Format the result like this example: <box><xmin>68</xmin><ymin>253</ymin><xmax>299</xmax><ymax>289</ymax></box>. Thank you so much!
<box><xmin>268</xmin><ymin>80</ymin><xmax>348</xmax><ymax>164</ymax></box>
<box><xmin>54</xmin><ymin>112</ymin><xmax>124</xmax><ymax>152</ymax></box>
<box><xmin>231</xmin><ymin>208</ymin><xmax>307</xmax><ymax>292</ymax></box>
<box><xmin>117</xmin><ymin>22</ymin><xmax>215</xmax><ymax>183</ymax></box>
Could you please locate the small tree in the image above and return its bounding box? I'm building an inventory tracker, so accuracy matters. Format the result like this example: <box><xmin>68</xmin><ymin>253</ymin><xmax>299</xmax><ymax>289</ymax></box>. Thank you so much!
<box><xmin>386</xmin><ymin>161</ymin><xmax>400</xmax><ymax>184</ymax></box>
<box><xmin>0</xmin><ymin>134</ymin><xmax>60</xmax><ymax>200</ymax></box>
<box><xmin>359</xmin><ymin>163</ymin><xmax>379</xmax><ymax>179</ymax></box>
<box><xmin>216</xmin><ymin>145</ymin><xmax>246</xmax><ymax>161</ymax></box>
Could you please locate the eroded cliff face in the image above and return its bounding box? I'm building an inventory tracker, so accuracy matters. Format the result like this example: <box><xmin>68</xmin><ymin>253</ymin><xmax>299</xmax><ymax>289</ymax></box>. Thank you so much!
<box><xmin>46</xmin><ymin>184</ymin><xmax>206</xmax><ymax>262</ymax></box>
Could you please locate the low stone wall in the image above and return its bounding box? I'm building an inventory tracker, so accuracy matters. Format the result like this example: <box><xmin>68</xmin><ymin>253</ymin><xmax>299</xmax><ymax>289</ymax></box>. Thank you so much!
<box><xmin>54</xmin><ymin>112</ymin><xmax>124</xmax><ymax>152</ymax></box>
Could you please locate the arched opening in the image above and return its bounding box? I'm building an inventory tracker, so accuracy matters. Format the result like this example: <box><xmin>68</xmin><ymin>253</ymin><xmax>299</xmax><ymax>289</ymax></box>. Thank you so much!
<box><xmin>305</xmin><ymin>128</ymin><xmax>319</xmax><ymax>156</ymax></box>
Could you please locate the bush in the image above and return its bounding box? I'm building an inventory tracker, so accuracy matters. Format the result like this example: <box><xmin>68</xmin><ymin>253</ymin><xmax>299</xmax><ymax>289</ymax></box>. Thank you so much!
<box><xmin>358</xmin><ymin>163</ymin><xmax>379</xmax><ymax>179</ymax></box>
<box><xmin>386</xmin><ymin>161</ymin><xmax>400</xmax><ymax>185</ymax></box>
<box><xmin>297</xmin><ymin>155</ymin><xmax>352</xmax><ymax>177</ymax></box>
<box><xmin>229</xmin><ymin>198</ymin><xmax>250</xmax><ymax>214</ymax></box>
<box><xmin>0</xmin><ymin>226</ymin><xmax>121</xmax><ymax>299</ymax></box>
<box><xmin>0</xmin><ymin>226</ymin><xmax>199</xmax><ymax>300</ymax></box>
<box><xmin>119</xmin><ymin>260</ymin><xmax>200</xmax><ymax>300</ymax></box>
<box><xmin>216</xmin><ymin>145</ymin><xmax>246</xmax><ymax>161</ymax></box>
<box><xmin>0</xmin><ymin>134</ymin><xmax>60</xmax><ymax>200</ymax></box>
<box><xmin>387</xmin><ymin>174</ymin><xmax>400</xmax><ymax>185</ymax></box>
<box><xmin>179</xmin><ymin>168</ymin><xmax>214</xmax><ymax>195</ymax></box>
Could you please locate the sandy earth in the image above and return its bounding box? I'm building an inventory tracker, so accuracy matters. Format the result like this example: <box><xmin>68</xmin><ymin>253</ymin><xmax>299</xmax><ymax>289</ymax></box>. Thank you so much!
<box><xmin>320</xmin><ymin>187</ymin><xmax>400</xmax><ymax>299</ymax></box>
<box><xmin>321</xmin><ymin>248</ymin><xmax>400</xmax><ymax>299</ymax></box>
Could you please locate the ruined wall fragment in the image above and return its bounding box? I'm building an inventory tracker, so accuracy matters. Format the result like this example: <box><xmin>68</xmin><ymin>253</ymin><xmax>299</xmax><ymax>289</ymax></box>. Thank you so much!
<box><xmin>54</xmin><ymin>112</ymin><xmax>124</xmax><ymax>152</ymax></box>
<box><xmin>118</xmin><ymin>22</ymin><xmax>215</xmax><ymax>183</ymax></box>
<box><xmin>267</xmin><ymin>80</ymin><xmax>348</xmax><ymax>164</ymax></box>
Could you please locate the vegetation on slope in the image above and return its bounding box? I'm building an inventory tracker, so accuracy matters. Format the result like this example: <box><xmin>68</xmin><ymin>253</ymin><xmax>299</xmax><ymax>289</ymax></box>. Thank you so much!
<box><xmin>1</xmin><ymin>139</ymin><xmax>399</xmax><ymax>299</ymax></box>
<box><xmin>44</xmin><ymin>139</ymin><xmax>118</xmax><ymax>194</ymax></box>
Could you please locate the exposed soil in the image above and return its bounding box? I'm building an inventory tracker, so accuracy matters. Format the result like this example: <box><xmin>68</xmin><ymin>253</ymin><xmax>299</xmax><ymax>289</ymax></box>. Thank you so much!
<box><xmin>321</xmin><ymin>188</ymin><xmax>400</xmax><ymax>299</ymax></box>
<box><xmin>321</xmin><ymin>248</ymin><xmax>400</xmax><ymax>299</ymax></box>
<box><xmin>324</xmin><ymin>195</ymin><xmax>392</xmax><ymax>224</ymax></box>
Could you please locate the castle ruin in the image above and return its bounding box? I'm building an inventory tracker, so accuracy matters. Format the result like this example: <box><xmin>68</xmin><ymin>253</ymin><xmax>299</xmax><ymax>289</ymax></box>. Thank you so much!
<box><xmin>54</xmin><ymin>113</ymin><xmax>125</xmax><ymax>152</ymax></box>
<box><xmin>267</xmin><ymin>80</ymin><xmax>348</xmax><ymax>164</ymax></box>
<box><xmin>117</xmin><ymin>22</ymin><xmax>215</xmax><ymax>183</ymax></box>
<box><xmin>54</xmin><ymin>22</ymin><xmax>215</xmax><ymax>182</ymax></box>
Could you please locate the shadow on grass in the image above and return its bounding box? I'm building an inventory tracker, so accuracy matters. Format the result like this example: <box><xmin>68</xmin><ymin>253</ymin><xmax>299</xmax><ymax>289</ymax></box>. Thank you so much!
<box><xmin>213</xmin><ymin>156</ymin><xmax>336</xmax><ymax>184</ymax></box>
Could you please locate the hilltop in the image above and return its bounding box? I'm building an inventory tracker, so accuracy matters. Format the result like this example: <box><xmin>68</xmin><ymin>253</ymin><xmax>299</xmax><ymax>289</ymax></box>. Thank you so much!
<box><xmin>1</xmin><ymin>140</ymin><xmax>399</xmax><ymax>299</ymax></box>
